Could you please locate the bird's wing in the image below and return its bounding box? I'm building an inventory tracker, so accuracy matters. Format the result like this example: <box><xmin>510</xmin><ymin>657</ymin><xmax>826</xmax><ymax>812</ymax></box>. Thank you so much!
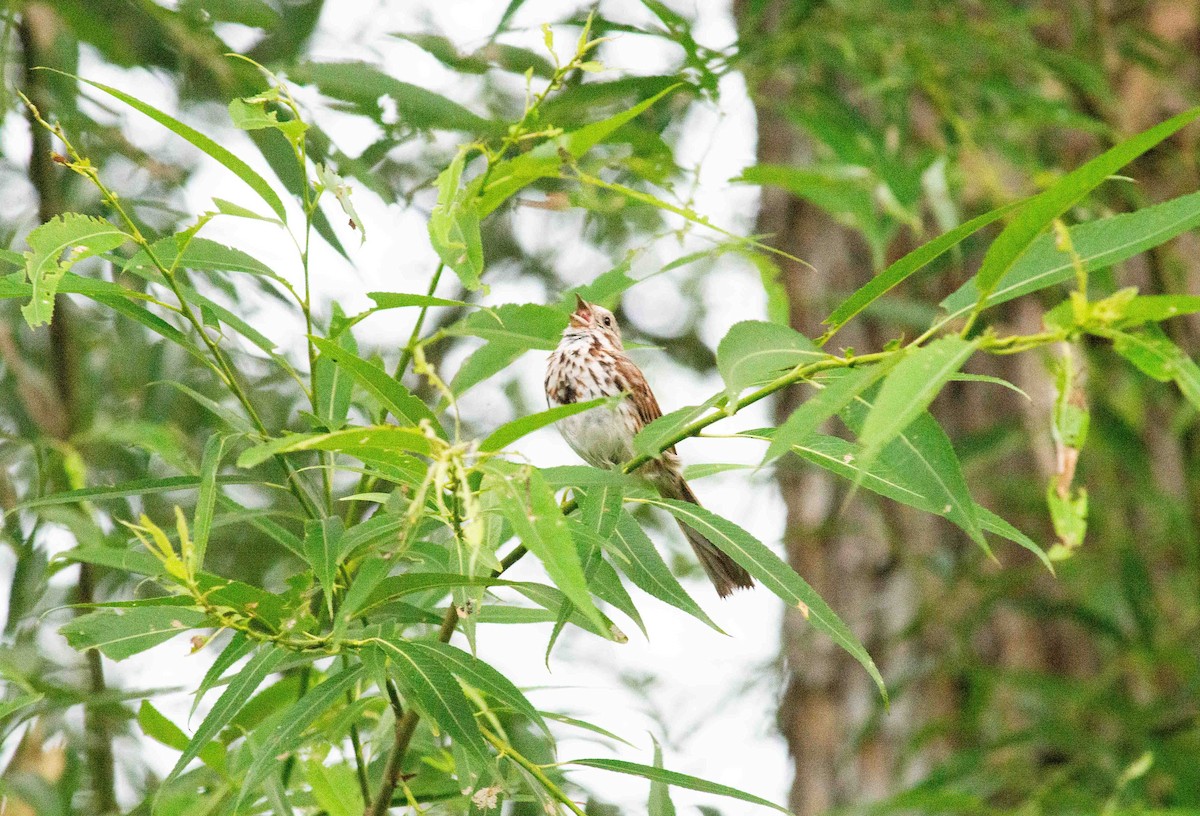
<box><xmin>613</xmin><ymin>353</ymin><xmax>676</xmax><ymax>454</ymax></box>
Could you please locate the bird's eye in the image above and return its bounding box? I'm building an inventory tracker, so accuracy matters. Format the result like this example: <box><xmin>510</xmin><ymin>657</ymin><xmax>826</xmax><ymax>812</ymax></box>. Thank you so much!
<box><xmin>603</xmin><ymin>316</ymin><xmax>612</xmax><ymax>327</ymax></box>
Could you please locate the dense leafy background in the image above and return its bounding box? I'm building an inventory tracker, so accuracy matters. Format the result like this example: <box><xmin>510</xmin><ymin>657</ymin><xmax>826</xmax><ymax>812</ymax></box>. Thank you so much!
<box><xmin>0</xmin><ymin>2</ymin><xmax>1199</xmax><ymax>816</ymax></box>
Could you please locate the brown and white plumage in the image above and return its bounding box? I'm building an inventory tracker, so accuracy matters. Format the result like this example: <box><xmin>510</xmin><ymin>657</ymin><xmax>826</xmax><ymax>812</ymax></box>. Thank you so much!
<box><xmin>545</xmin><ymin>295</ymin><xmax>754</xmax><ymax>597</ymax></box>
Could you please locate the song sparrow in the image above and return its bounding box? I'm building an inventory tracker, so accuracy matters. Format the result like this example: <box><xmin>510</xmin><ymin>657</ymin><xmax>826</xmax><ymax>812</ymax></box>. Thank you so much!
<box><xmin>545</xmin><ymin>295</ymin><xmax>754</xmax><ymax>597</ymax></box>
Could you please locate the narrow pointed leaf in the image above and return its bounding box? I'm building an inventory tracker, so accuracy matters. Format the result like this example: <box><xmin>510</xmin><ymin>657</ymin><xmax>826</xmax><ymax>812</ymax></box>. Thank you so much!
<box><xmin>568</xmin><ymin>758</ymin><xmax>789</xmax><ymax>814</ymax></box>
<box><xmin>238</xmin><ymin>666</ymin><xmax>364</xmax><ymax>802</ymax></box>
<box><xmin>971</xmin><ymin>106</ymin><xmax>1200</xmax><ymax>305</ymax></box>
<box><xmin>191</xmin><ymin>434</ymin><xmax>228</xmax><ymax>573</ymax></box>
<box><xmin>310</xmin><ymin>336</ymin><xmax>446</xmax><ymax>438</ymax></box>
<box><xmin>480</xmin><ymin>396</ymin><xmax>611</xmax><ymax>452</ymax></box>
<box><xmin>942</xmin><ymin>189</ymin><xmax>1200</xmax><ymax>319</ymax></box>
<box><xmin>857</xmin><ymin>336</ymin><xmax>977</xmax><ymax>466</ymax></box>
<box><xmin>645</xmin><ymin>499</ymin><xmax>885</xmax><ymax>699</ymax></box>
<box><xmin>488</xmin><ymin>467</ymin><xmax>608</xmax><ymax>634</ymax></box>
<box><xmin>304</xmin><ymin>517</ymin><xmax>346</xmax><ymax>616</ymax></box>
<box><xmin>717</xmin><ymin>320</ymin><xmax>823</xmax><ymax>401</ymax></box>
<box><xmin>368</xmin><ymin>291</ymin><xmax>470</xmax><ymax>310</ymax></box>
<box><xmin>21</xmin><ymin>214</ymin><xmax>129</xmax><ymax>327</ymax></box>
<box><xmin>373</xmin><ymin>636</ymin><xmax>491</xmax><ymax>770</ymax></box>
<box><xmin>236</xmin><ymin>427</ymin><xmax>434</xmax><ymax>469</ymax></box>
<box><xmin>399</xmin><ymin>641</ymin><xmax>549</xmax><ymax>738</ymax></box>
<box><xmin>824</xmin><ymin>199</ymin><xmax>1026</xmax><ymax>333</ymax></box>
<box><xmin>191</xmin><ymin>631</ymin><xmax>254</xmax><ymax>718</ymax></box>
<box><xmin>168</xmin><ymin>645</ymin><xmax>287</xmax><ymax>780</ymax></box>
<box><xmin>14</xmin><ymin>475</ymin><xmax>261</xmax><ymax>511</ymax></box>
<box><xmin>60</xmin><ymin>606</ymin><xmax>210</xmax><ymax>661</ymax></box>
<box><xmin>606</xmin><ymin>513</ymin><xmax>723</xmax><ymax>633</ymax></box>
<box><xmin>763</xmin><ymin>362</ymin><xmax>893</xmax><ymax>464</ymax></box>
<box><xmin>77</xmin><ymin>76</ymin><xmax>287</xmax><ymax>221</ymax></box>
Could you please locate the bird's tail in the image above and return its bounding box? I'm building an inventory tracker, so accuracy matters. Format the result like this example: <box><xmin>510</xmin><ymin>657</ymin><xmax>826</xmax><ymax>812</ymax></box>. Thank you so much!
<box><xmin>658</xmin><ymin>470</ymin><xmax>754</xmax><ymax>598</ymax></box>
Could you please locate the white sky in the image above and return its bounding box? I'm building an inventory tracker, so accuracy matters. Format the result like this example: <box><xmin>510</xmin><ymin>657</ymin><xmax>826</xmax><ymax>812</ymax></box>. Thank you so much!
<box><xmin>2</xmin><ymin>1</ymin><xmax>803</xmax><ymax>813</ymax></box>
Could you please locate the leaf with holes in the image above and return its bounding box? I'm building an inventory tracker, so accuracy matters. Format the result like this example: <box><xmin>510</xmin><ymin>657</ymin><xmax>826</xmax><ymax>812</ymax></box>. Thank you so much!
<box><xmin>21</xmin><ymin>214</ymin><xmax>129</xmax><ymax>327</ymax></box>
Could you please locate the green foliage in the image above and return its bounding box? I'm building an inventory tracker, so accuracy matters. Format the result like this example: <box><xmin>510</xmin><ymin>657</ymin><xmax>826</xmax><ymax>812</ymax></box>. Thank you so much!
<box><xmin>4</xmin><ymin>4</ymin><xmax>1200</xmax><ymax>816</ymax></box>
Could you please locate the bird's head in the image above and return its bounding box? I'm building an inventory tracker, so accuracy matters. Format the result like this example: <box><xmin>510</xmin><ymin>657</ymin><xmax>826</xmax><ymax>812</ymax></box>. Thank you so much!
<box><xmin>568</xmin><ymin>294</ymin><xmax>622</xmax><ymax>347</ymax></box>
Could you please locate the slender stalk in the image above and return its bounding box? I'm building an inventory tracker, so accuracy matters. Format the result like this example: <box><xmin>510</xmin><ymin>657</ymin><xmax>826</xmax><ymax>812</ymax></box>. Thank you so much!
<box><xmin>364</xmin><ymin>539</ymin><xmax>524</xmax><ymax>816</ymax></box>
<box><xmin>393</xmin><ymin>262</ymin><xmax>446</xmax><ymax>381</ymax></box>
<box><xmin>481</xmin><ymin>726</ymin><xmax>587</xmax><ymax>816</ymax></box>
<box><xmin>344</xmin><ymin>261</ymin><xmax>446</xmax><ymax>525</ymax></box>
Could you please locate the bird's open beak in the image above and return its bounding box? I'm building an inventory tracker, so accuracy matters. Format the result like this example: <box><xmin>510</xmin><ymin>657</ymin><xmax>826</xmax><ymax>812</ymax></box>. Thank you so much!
<box><xmin>570</xmin><ymin>294</ymin><xmax>591</xmax><ymax>328</ymax></box>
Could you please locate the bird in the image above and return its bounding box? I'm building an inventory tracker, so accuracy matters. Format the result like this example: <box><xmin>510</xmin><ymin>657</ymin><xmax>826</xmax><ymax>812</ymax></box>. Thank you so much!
<box><xmin>545</xmin><ymin>295</ymin><xmax>754</xmax><ymax>597</ymax></box>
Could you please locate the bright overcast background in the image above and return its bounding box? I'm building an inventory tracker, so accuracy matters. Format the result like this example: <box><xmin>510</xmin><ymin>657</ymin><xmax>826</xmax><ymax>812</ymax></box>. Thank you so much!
<box><xmin>4</xmin><ymin>0</ymin><xmax>800</xmax><ymax>812</ymax></box>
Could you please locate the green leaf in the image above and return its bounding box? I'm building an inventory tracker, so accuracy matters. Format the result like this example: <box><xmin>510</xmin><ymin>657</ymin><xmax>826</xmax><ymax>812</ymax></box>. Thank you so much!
<box><xmin>474</xmin><ymin>84</ymin><xmax>681</xmax><ymax>216</ymax></box>
<box><xmin>480</xmin><ymin>396</ymin><xmax>612</xmax><ymax>452</ymax></box>
<box><xmin>304</xmin><ymin>759</ymin><xmax>364</xmax><ymax>816</ymax></box>
<box><xmin>191</xmin><ymin>435</ymin><xmax>227</xmax><ymax>573</ymax></box>
<box><xmin>0</xmin><ymin>693</ymin><xmax>43</xmax><ymax>722</ymax></box>
<box><xmin>304</xmin><ymin>517</ymin><xmax>346</xmax><ymax>616</ymax></box>
<box><xmin>649</xmin><ymin>740</ymin><xmax>677</xmax><ymax>816</ymax></box>
<box><xmin>539</xmin><ymin>711</ymin><xmax>634</xmax><ymax>747</ymax></box>
<box><xmin>335</xmin><ymin>557</ymin><xmax>393</xmax><ymax>631</ymax></box>
<box><xmin>367</xmin><ymin>291</ymin><xmax>470</xmax><ymax>310</ymax></box>
<box><xmin>824</xmin><ymin>198</ymin><xmax>1026</xmax><ymax>333</ymax></box>
<box><xmin>647</xmin><ymin>498</ymin><xmax>885</xmax><ymax>699</ymax></box>
<box><xmin>450</xmin><ymin>342</ymin><xmax>525</xmax><ymax>397</ymax></box>
<box><xmin>754</xmin><ymin>421</ymin><xmax>986</xmax><ymax>550</ymax></box>
<box><xmin>397</xmin><ymin>641</ymin><xmax>550</xmax><ymax>737</ymax></box>
<box><xmin>355</xmin><ymin>573</ymin><xmax>549</xmax><ymax>616</ymax></box>
<box><xmin>309</xmin><ymin>336</ymin><xmax>447</xmax><ymax>438</ymax></box>
<box><xmin>1108</xmin><ymin>326</ymin><xmax>1200</xmax><ymax>410</ymax></box>
<box><xmin>579</xmin><ymin>483</ymin><xmax>624</xmax><ymax>541</ymax></box>
<box><xmin>763</xmin><ymin>362</ymin><xmax>893</xmax><ymax>464</ymax></box>
<box><xmin>14</xmin><ymin>475</ymin><xmax>263</xmax><ymax>512</ymax></box>
<box><xmin>429</xmin><ymin>147</ymin><xmax>485</xmax><ymax>290</ymax></box>
<box><xmin>167</xmin><ymin>645</ymin><xmax>288</xmax><ymax>781</ymax></box>
<box><xmin>236</xmin><ymin>427</ymin><xmax>435</xmax><ymax>469</ymax></box>
<box><xmin>568</xmin><ymin>758</ymin><xmax>789</xmax><ymax>814</ymax></box>
<box><xmin>125</xmin><ymin>236</ymin><xmax>279</xmax><ymax>279</ymax></box>
<box><xmin>445</xmin><ymin>303</ymin><xmax>566</xmax><ymax>350</ymax></box>
<box><xmin>238</xmin><ymin>666</ymin><xmax>364</xmax><ymax>802</ymax></box>
<box><xmin>942</xmin><ymin>190</ymin><xmax>1200</xmax><ymax>319</ymax></box>
<box><xmin>845</xmin><ymin>393</ymin><xmax>983</xmax><ymax>546</ymax></box>
<box><xmin>77</xmin><ymin>75</ymin><xmax>287</xmax><ymax>221</ymax></box>
<box><xmin>21</xmin><ymin>213</ymin><xmax>129</xmax><ymax>327</ymax></box>
<box><xmin>975</xmin><ymin>505</ymin><xmax>1053</xmax><ymax>571</ymax></box>
<box><xmin>312</xmin><ymin>311</ymin><xmax>357</xmax><ymax>431</ymax></box>
<box><xmin>606</xmin><ymin>513</ymin><xmax>723</xmax><ymax>633</ymax></box>
<box><xmin>138</xmin><ymin>701</ymin><xmax>226</xmax><ymax>773</ymax></box>
<box><xmin>486</xmin><ymin>466</ymin><xmax>609</xmax><ymax>635</ymax></box>
<box><xmin>716</xmin><ymin>320</ymin><xmax>823</xmax><ymax>402</ymax></box>
<box><xmin>971</xmin><ymin>106</ymin><xmax>1200</xmax><ymax>307</ymax></box>
<box><xmin>229</xmin><ymin>96</ymin><xmax>308</xmax><ymax>148</ymax></box>
<box><xmin>60</xmin><ymin>606</ymin><xmax>210</xmax><ymax>661</ymax></box>
<box><xmin>857</xmin><ymin>337</ymin><xmax>977</xmax><ymax>466</ymax></box>
<box><xmin>372</xmin><ymin>636</ymin><xmax>492</xmax><ymax>776</ymax></box>
<box><xmin>568</xmin><ymin>520</ymin><xmax>647</xmax><ymax>638</ymax></box>
<box><xmin>633</xmin><ymin>397</ymin><xmax>721</xmax><ymax>458</ymax></box>
<box><xmin>304</xmin><ymin>61</ymin><xmax>493</xmax><ymax>132</ymax></box>
<box><xmin>1116</xmin><ymin>294</ymin><xmax>1200</xmax><ymax>325</ymax></box>
<box><xmin>191</xmin><ymin>632</ymin><xmax>254</xmax><ymax>718</ymax></box>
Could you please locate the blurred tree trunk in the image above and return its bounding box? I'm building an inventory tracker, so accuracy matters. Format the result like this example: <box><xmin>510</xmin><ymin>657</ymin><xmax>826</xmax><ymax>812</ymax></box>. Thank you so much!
<box><xmin>734</xmin><ymin>6</ymin><xmax>930</xmax><ymax>812</ymax></box>
<box><xmin>728</xmin><ymin>1</ymin><xmax>1200</xmax><ymax>812</ymax></box>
